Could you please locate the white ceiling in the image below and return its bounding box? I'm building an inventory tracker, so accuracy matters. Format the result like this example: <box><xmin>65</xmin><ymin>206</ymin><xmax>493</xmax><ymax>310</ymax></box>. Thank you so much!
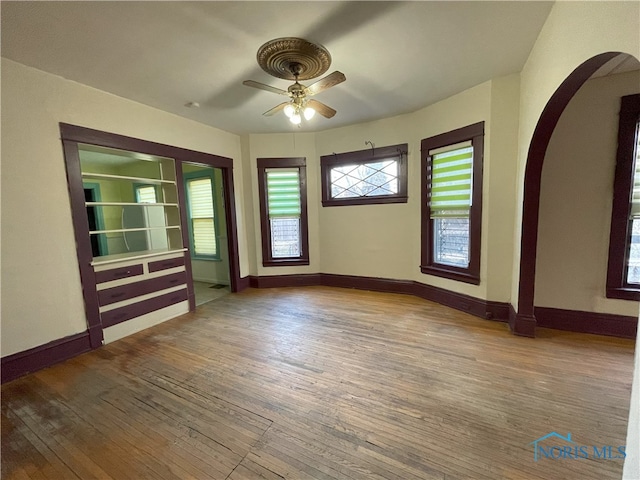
<box><xmin>1</xmin><ymin>1</ymin><xmax>555</xmax><ymax>135</ymax></box>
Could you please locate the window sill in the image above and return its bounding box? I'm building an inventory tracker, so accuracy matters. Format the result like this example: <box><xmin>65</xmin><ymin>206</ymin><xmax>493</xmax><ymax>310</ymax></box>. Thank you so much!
<box><xmin>192</xmin><ymin>256</ymin><xmax>222</xmax><ymax>262</ymax></box>
<box><xmin>606</xmin><ymin>287</ymin><xmax>640</xmax><ymax>301</ymax></box>
<box><xmin>263</xmin><ymin>258</ymin><xmax>310</xmax><ymax>267</ymax></box>
<box><xmin>420</xmin><ymin>265</ymin><xmax>480</xmax><ymax>285</ymax></box>
<box><xmin>322</xmin><ymin>196</ymin><xmax>408</xmax><ymax>207</ymax></box>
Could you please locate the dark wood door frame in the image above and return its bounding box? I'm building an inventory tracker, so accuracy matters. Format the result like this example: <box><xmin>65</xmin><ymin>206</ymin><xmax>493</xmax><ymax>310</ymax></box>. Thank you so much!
<box><xmin>60</xmin><ymin>123</ymin><xmax>242</xmax><ymax>347</ymax></box>
<box><xmin>511</xmin><ymin>52</ymin><xmax>622</xmax><ymax>337</ymax></box>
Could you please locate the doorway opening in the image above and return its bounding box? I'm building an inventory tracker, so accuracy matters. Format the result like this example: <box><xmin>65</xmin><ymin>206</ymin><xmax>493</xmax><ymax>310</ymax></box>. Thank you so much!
<box><xmin>183</xmin><ymin>163</ymin><xmax>231</xmax><ymax>306</ymax></box>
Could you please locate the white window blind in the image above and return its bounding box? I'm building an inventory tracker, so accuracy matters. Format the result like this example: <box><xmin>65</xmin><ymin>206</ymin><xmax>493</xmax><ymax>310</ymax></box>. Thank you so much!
<box><xmin>429</xmin><ymin>143</ymin><xmax>473</xmax><ymax>218</ymax></box>
<box><xmin>266</xmin><ymin>168</ymin><xmax>301</xmax><ymax>258</ymax></box>
<box><xmin>187</xmin><ymin>177</ymin><xmax>216</xmax><ymax>257</ymax></box>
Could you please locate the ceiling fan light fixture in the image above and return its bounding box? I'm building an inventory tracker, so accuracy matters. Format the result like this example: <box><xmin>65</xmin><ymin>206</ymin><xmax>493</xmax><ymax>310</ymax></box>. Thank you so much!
<box><xmin>303</xmin><ymin>106</ymin><xmax>316</xmax><ymax>120</ymax></box>
<box><xmin>290</xmin><ymin>113</ymin><xmax>302</xmax><ymax>125</ymax></box>
<box><xmin>283</xmin><ymin>103</ymin><xmax>296</xmax><ymax>118</ymax></box>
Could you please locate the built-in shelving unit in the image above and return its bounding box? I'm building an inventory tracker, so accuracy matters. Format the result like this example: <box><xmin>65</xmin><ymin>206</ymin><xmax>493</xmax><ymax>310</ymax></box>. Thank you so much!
<box><xmin>80</xmin><ymin>148</ymin><xmax>183</xmax><ymax>262</ymax></box>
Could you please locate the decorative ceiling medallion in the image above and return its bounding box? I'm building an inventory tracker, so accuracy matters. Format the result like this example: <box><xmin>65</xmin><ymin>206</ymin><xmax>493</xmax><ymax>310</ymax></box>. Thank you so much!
<box><xmin>257</xmin><ymin>37</ymin><xmax>331</xmax><ymax>80</ymax></box>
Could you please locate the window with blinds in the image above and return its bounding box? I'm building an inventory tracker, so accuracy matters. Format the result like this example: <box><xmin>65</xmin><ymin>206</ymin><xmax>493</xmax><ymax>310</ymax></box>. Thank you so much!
<box><xmin>186</xmin><ymin>177</ymin><xmax>217</xmax><ymax>258</ymax></box>
<box><xmin>421</xmin><ymin>122</ymin><xmax>483</xmax><ymax>284</ymax></box>
<box><xmin>135</xmin><ymin>185</ymin><xmax>157</xmax><ymax>203</ymax></box>
<box><xmin>626</xmin><ymin>121</ymin><xmax>640</xmax><ymax>284</ymax></box>
<box><xmin>266</xmin><ymin>168</ymin><xmax>302</xmax><ymax>258</ymax></box>
<box><xmin>429</xmin><ymin>142</ymin><xmax>473</xmax><ymax>268</ymax></box>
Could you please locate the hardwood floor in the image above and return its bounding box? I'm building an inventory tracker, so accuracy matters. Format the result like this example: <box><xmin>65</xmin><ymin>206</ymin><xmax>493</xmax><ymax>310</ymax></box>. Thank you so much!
<box><xmin>2</xmin><ymin>286</ymin><xmax>635</xmax><ymax>479</ymax></box>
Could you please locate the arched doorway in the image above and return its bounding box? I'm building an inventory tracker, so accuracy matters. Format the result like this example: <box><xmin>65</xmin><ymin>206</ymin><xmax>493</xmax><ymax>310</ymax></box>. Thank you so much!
<box><xmin>512</xmin><ymin>52</ymin><xmax>629</xmax><ymax>337</ymax></box>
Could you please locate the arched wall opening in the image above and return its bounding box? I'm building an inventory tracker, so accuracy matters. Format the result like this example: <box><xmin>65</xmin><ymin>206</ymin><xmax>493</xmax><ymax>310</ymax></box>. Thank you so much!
<box><xmin>513</xmin><ymin>52</ymin><xmax>640</xmax><ymax>337</ymax></box>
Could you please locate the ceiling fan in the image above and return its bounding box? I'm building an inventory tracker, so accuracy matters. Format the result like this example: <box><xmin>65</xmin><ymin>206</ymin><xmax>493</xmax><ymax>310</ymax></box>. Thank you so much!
<box><xmin>243</xmin><ymin>38</ymin><xmax>346</xmax><ymax>124</ymax></box>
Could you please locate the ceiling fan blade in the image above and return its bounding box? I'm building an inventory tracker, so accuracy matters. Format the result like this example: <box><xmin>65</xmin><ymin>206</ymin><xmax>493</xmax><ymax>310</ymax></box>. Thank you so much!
<box><xmin>263</xmin><ymin>102</ymin><xmax>289</xmax><ymax>116</ymax></box>
<box><xmin>307</xmin><ymin>99</ymin><xmax>337</xmax><ymax>118</ymax></box>
<box><xmin>243</xmin><ymin>80</ymin><xmax>289</xmax><ymax>96</ymax></box>
<box><xmin>304</xmin><ymin>71</ymin><xmax>346</xmax><ymax>96</ymax></box>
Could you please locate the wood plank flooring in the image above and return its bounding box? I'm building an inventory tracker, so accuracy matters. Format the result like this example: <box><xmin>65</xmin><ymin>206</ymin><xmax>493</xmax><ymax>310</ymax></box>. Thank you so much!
<box><xmin>2</xmin><ymin>286</ymin><xmax>636</xmax><ymax>479</ymax></box>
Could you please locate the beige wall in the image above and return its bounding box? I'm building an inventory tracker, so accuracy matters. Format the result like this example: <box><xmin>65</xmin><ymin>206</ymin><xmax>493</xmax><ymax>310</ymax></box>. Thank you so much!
<box><xmin>315</xmin><ymin>82</ymin><xmax>493</xmax><ymax>297</ymax></box>
<box><xmin>0</xmin><ymin>58</ymin><xmax>246</xmax><ymax>357</ymax></box>
<box><xmin>536</xmin><ymin>71</ymin><xmax>640</xmax><ymax>316</ymax></box>
<box><xmin>511</xmin><ymin>1</ymin><xmax>640</xmax><ymax>309</ymax></box>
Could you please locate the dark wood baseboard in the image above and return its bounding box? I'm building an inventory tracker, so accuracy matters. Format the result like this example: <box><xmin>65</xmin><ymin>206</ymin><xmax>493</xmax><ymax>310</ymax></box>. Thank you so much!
<box><xmin>236</xmin><ymin>275</ymin><xmax>251</xmax><ymax>291</ymax></box>
<box><xmin>512</xmin><ymin>313</ymin><xmax>537</xmax><ymax>338</ymax></box>
<box><xmin>248</xmin><ymin>273</ymin><xmax>510</xmax><ymax>322</ymax></box>
<box><xmin>249</xmin><ymin>274</ymin><xmax>322</xmax><ymax>289</ymax></box>
<box><xmin>2</xmin><ymin>332</ymin><xmax>92</xmax><ymax>384</ymax></box>
<box><xmin>534</xmin><ymin>306</ymin><xmax>638</xmax><ymax>339</ymax></box>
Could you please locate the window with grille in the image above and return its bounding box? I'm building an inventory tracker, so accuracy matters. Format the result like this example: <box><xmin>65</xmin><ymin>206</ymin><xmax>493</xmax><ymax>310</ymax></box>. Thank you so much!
<box><xmin>320</xmin><ymin>144</ymin><xmax>408</xmax><ymax>207</ymax></box>
<box><xmin>606</xmin><ymin>94</ymin><xmax>640</xmax><ymax>299</ymax></box>
<box><xmin>185</xmin><ymin>174</ymin><xmax>217</xmax><ymax>259</ymax></box>
<box><xmin>257</xmin><ymin>158</ymin><xmax>309</xmax><ymax>266</ymax></box>
<box><xmin>421</xmin><ymin>122</ymin><xmax>484</xmax><ymax>284</ymax></box>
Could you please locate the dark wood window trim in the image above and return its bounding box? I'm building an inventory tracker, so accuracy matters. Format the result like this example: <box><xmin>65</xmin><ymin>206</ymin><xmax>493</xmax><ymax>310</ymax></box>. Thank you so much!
<box><xmin>606</xmin><ymin>94</ymin><xmax>640</xmax><ymax>301</ymax></box>
<box><xmin>320</xmin><ymin>143</ymin><xmax>408</xmax><ymax>207</ymax></box>
<box><xmin>257</xmin><ymin>157</ymin><xmax>310</xmax><ymax>267</ymax></box>
<box><xmin>420</xmin><ymin>122</ymin><xmax>484</xmax><ymax>285</ymax></box>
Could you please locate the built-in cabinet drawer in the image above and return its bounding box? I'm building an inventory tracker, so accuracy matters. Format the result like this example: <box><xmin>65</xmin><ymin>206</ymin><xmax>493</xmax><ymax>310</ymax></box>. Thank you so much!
<box><xmin>101</xmin><ymin>284</ymin><xmax>188</xmax><ymax>328</ymax></box>
<box><xmin>149</xmin><ymin>256</ymin><xmax>185</xmax><ymax>272</ymax></box>
<box><xmin>98</xmin><ymin>271</ymin><xmax>186</xmax><ymax>306</ymax></box>
<box><xmin>94</xmin><ymin>252</ymin><xmax>188</xmax><ymax>330</ymax></box>
<box><xmin>95</xmin><ymin>264</ymin><xmax>144</xmax><ymax>284</ymax></box>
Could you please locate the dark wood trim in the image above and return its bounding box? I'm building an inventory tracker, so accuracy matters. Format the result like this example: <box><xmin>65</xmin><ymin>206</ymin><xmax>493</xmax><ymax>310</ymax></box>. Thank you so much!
<box><xmin>248</xmin><ymin>273</ymin><xmax>510</xmax><ymax>322</ymax></box>
<box><xmin>61</xmin><ymin>139</ymin><xmax>104</xmax><ymax>348</ymax></box>
<box><xmin>516</xmin><ymin>52</ymin><xmax>621</xmax><ymax>325</ymax></box>
<box><xmin>534</xmin><ymin>307</ymin><xmax>638</xmax><ymax>339</ymax></box>
<box><xmin>1</xmin><ymin>332</ymin><xmax>92</xmax><ymax>384</ymax></box>
<box><xmin>223</xmin><ymin>166</ymin><xmax>242</xmax><ymax>293</ymax></box>
<box><xmin>320</xmin><ymin>143</ymin><xmax>408</xmax><ymax>207</ymax></box>
<box><xmin>256</xmin><ymin>157</ymin><xmax>310</xmax><ymax>267</ymax></box>
<box><xmin>249</xmin><ymin>274</ymin><xmax>322</xmax><ymax>288</ymax></box>
<box><xmin>60</xmin><ymin>123</ymin><xmax>243</xmax><ymax>341</ymax></box>
<box><xmin>512</xmin><ymin>314</ymin><xmax>537</xmax><ymax>338</ymax></box>
<box><xmin>59</xmin><ymin>123</ymin><xmax>233</xmax><ymax>168</ymax></box>
<box><xmin>606</xmin><ymin>94</ymin><xmax>640</xmax><ymax>300</ymax></box>
<box><xmin>236</xmin><ymin>276</ymin><xmax>251</xmax><ymax>291</ymax></box>
<box><xmin>420</xmin><ymin>122</ymin><xmax>484</xmax><ymax>285</ymax></box>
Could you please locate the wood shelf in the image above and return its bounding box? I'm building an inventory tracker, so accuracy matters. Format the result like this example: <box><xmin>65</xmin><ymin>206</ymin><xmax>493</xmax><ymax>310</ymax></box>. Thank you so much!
<box><xmin>89</xmin><ymin>225</ymin><xmax>181</xmax><ymax>235</ymax></box>
<box><xmin>85</xmin><ymin>202</ymin><xmax>179</xmax><ymax>207</ymax></box>
<box><xmin>81</xmin><ymin>172</ymin><xmax>176</xmax><ymax>185</ymax></box>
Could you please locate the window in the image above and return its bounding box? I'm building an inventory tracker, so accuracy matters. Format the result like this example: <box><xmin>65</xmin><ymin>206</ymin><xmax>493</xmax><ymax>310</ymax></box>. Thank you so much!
<box><xmin>606</xmin><ymin>94</ymin><xmax>640</xmax><ymax>300</ymax></box>
<box><xmin>421</xmin><ymin>122</ymin><xmax>484</xmax><ymax>284</ymax></box>
<box><xmin>257</xmin><ymin>157</ymin><xmax>309</xmax><ymax>266</ymax></box>
<box><xmin>184</xmin><ymin>172</ymin><xmax>218</xmax><ymax>259</ymax></box>
<box><xmin>320</xmin><ymin>144</ymin><xmax>408</xmax><ymax>207</ymax></box>
<box><xmin>135</xmin><ymin>184</ymin><xmax>157</xmax><ymax>203</ymax></box>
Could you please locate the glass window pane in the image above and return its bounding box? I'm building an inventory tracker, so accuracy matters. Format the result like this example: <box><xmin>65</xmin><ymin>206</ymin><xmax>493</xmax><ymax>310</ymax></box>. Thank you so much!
<box><xmin>627</xmin><ymin>219</ymin><xmax>640</xmax><ymax>284</ymax></box>
<box><xmin>270</xmin><ymin>217</ymin><xmax>301</xmax><ymax>258</ymax></box>
<box><xmin>434</xmin><ymin>217</ymin><xmax>470</xmax><ymax>267</ymax></box>
<box><xmin>330</xmin><ymin>159</ymin><xmax>399</xmax><ymax>199</ymax></box>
